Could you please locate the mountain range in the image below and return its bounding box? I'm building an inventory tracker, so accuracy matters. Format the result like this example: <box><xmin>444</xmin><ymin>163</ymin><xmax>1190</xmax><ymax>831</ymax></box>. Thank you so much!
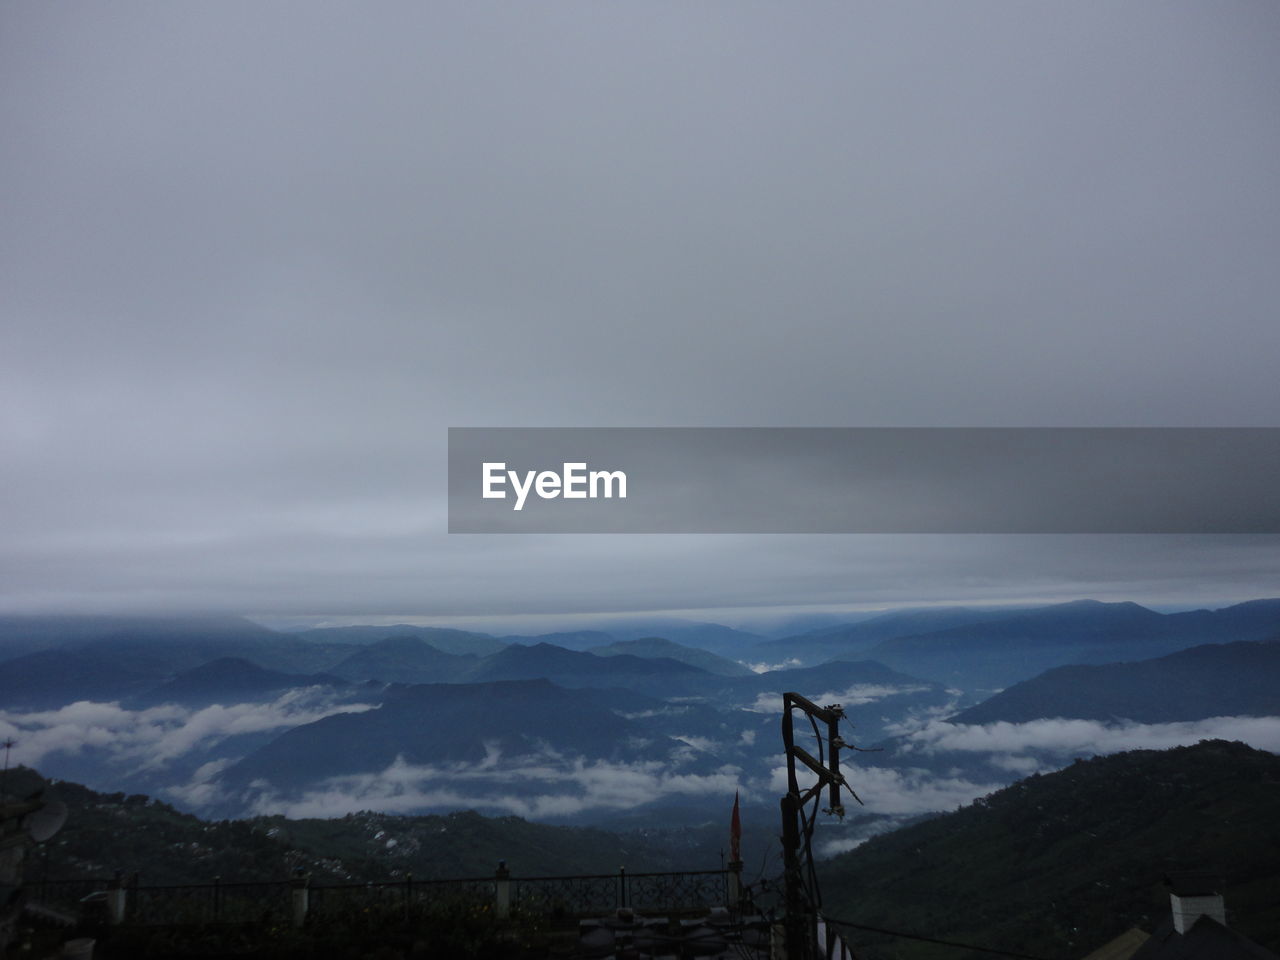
<box><xmin>587</xmin><ymin>636</ymin><xmax>754</xmax><ymax>677</ymax></box>
<box><xmin>214</xmin><ymin>678</ymin><xmax>684</xmax><ymax>805</ymax></box>
<box><xmin>754</xmin><ymin>598</ymin><xmax>1280</xmax><ymax>688</ymax></box>
<box><xmin>132</xmin><ymin>657</ymin><xmax>353</xmax><ymax>708</ymax></box>
<box><xmin>951</xmin><ymin>638</ymin><xmax>1280</xmax><ymax>725</ymax></box>
<box><xmin>294</xmin><ymin>624</ymin><xmax>507</xmax><ymax>657</ymax></box>
<box><xmin>3</xmin><ymin>599</ymin><xmax>1280</xmax><ymax>829</ymax></box>
<box><xmin>5</xmin><ymin>599</ymin><xmax>1280</xmax><ymax>701</ymax></box>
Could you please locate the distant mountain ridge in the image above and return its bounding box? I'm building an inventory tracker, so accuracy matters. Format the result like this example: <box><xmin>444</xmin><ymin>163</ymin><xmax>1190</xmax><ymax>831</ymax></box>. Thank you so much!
<box><xmin>0</xmin><ymin>624</ymin><xmax>941</xmax><ymax>721</ymax></box>
<box><xmin>587</xmin><ymin>636</ymin><xmax>754</xmax><ymax>677</ymax></box>
<box><xmin>0</xmin><ymin>646</ymin><xmax>169</xmax><ymax>710</ymax></box>
<box><xmin>132</xmin><ymin>657</ymin><xmax>352</xmax><ymax>708</ymax></box>
<box><xmin>864</xmin><ymin>599</ymin><xmax>1172</xmax><ymax>687</ymax></box>
<box><xmin>597</xmin><ymin>619</ymin><xmax>769</xmax><ymax>657</ymax></box>
<box><xmin>748</xmin><ymin>605</ymin><xmax>1036</xmax><ymax>662</ymax></box>
<box><xmin>749</xmin><ymin>599</ymin><xmax>1280</xmax><ymax>689</ymax></box>
<box><xmin>0</xmin><ymin>613</ymin><xmax>279</xmax><ymax>656</ymax></box>
<box><xmin>499</xmin><ymin>630</ymin><xmax>616</xmax><ymax>651</ymax></box>
<box><xmin>848</xmin><ymin>599</ymin><xmax>1280</xmax><ymax>688</ymax></box>
<box><xmin>327</xmin><ymin>637</ymin><xmax>479</xmax><ymax>684</ymax></box>
<box><xmin>951</xmin><ymin>639</ymin><xmax>1280</xmax><ymax>724</ymax></box>
<box><xmin>462</xmin><ymin>642</ymin><xmax>714</xmax><ymax>697</ymax></box>
<box><xmin>6</xmin><ymin>600</ymin><xmax>1279</xmax><ymax>703</ymax></box>
<box><xmin>295</xmin><ymin>624</ymin><xmax>507</xmax><ymax>657</ymax></box>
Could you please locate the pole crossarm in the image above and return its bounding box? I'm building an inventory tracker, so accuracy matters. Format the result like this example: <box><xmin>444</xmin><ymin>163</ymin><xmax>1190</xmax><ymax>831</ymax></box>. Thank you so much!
<box><xmin>789</xmin><ymin>745</ymin><xmax>847</xmax><ymax>786</ymax></box>
<box><xmin>782</xmin><ymin>692</ymin><xmax>845</xmax><ymax>726</ymax></box>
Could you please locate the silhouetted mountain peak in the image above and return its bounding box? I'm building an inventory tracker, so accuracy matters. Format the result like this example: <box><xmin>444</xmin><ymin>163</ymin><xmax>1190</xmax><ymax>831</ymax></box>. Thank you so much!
<box><xmin>365</xmin><ymin>636</ymin><xmax>456</xmax><ymax>657</ymax></box>
<box><xmin>483</xmin><ymin>642</ymin><xmax>585</xmax><ymax>668</ymax></box>
<box><xmin>587</xmin><ymin>636</ymin><xmax>754</xmax><ymax>677</ymax></box>
<box><xmin>385</xmin><ymin>676</ymin><xmax>562</xmax><ymax>704</ymax></box>
<box><xmin>177</xmin><ymin>656</ymin><xmax>282</xmax><ymax>681</ymax></box>
<box><xmin>295</xmin><ymin>624</ymin><xmax>506</xmax><ymax>657</ymax></box>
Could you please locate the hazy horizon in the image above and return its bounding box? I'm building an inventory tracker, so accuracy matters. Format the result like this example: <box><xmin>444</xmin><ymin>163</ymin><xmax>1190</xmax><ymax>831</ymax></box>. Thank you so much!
<box><xmin>1</xmin><ymin>591</ymin><xmax>1273</xmax><ymax>638</ymax></box>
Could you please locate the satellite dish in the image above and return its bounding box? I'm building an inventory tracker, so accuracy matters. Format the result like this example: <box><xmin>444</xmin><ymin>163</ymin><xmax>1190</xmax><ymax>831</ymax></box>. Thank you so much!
<box><xmin>21</xmin><ymin>800</ymin><xmax>67</xmax><ymax>843</ymax></box>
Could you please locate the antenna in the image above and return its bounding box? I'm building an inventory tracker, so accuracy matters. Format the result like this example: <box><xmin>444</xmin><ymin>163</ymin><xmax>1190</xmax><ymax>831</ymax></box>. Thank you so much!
<box><xmin>778</xmin><ymin>692</ymin><xmax>865</xmax><ymax>960</ymax></box>
<box><xmin>1</xmin><ymin>738</ymin><xmax>14</xmax><ymax>794</ymax></box>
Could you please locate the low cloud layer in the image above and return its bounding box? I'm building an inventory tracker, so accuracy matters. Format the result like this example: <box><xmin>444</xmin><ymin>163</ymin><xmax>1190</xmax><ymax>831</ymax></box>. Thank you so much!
<box><xmin>892</xmin><ymin>715</ymin><xmax>1280</xmax><ymax>770</ymax></box>
<box><xmin>0</xmin><ymin>691</ymin><xmax>375</xmax><ymax>776</ymax></box>
<box><xmin>818</xmin><ymin>818</ymin><xmax>911</xmax><ymax>858</ymax></box>
<box><xmin>780</xmin><ymin>716</ymin><xmax>1280</xmax><ymax>826</ymax></box>
<box><xmin>7</xmin><ymin>683</ymin><xmax>1279</xmax><ymax>830</ymax></box>
<box><xmin>235</xmin><ymin>714</ymin><xmax>1280</xmax><ymax>822</ymax></box>
<box><xmin>751</xmin><ymin>684</ymin><xmax>931</xmax><ymax>715</ymax></box>
<box><xmin>769</xmin><ymin>761</ymin><xmax>1003</xmax><ymax>819</ymax></box>
<box><xmin>746</xmin><ymin>659</ymin><xmax>802</xmax><ymax>675</ymax></box>
<box><xmin>233</xmin><ymin>751</ymin><xmax>745</xmax><ymax>821</ymax></box>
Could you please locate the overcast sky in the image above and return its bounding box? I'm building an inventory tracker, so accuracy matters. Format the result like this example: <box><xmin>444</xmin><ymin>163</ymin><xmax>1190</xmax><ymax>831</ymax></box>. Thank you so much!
<box><xmin>4</xmin><ymin>3</ymin><xmax>1279</xmax><ymax>624</ymax></box>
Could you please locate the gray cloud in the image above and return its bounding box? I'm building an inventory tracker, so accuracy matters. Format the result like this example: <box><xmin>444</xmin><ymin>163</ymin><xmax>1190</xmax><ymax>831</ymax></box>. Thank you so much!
<box><xmin>787</xmin><ymin>716</ymin><xmax>1280</xmax><ymax>823</ymax></box>
<box><xmin>818</xmin><ymin>818</ymin><xmax>905</xmax><ymax>858</ymax></box>
<box><xmin>750</xmin><ymin>684</ymin><xmax>932</xmax><ymax>715</ymax></box>
<box><xmin>0</xmin><ymin>693</ymin><xmax>376</xmax><ymax>774</ymax></box>
<box><xmin>894</xmin><ymin>715</ymin><xmax>1280</xmax><ymax>763</ymax></box>
<box><xmin>3</xmin><ymin>3</ymin><xmax>1279</xmax><ymax>617</ymax></box>
<box><xmin>234</xmin><ymin>752</ymin><xmax>746</xmax><ymax>821</ymax></box>
<box><xmin>769</xmin><ymin>762</ymin><xmax>1004</xmax><ymax>818</ymax></box>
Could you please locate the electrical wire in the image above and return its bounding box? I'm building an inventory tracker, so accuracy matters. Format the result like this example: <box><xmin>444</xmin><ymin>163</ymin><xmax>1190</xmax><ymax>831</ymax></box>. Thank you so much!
<box><xmin>747</xmin><ymin>839</ymin><xmax>778</xmax><ymax>889</ymax></box>
<box><xmin>800</xmin><ymin>792</ymin><xmax>822</xmax><ymax>908</ymax></box>
<box><xmin>779</xmin><ymin>706</ymin><xmax>1059</xmax><ymax>960</ymax></box>
<box><xmin>822</xmin><ymin>916</ymin><xmax>1063</xmax><ymax>960</ymax></box>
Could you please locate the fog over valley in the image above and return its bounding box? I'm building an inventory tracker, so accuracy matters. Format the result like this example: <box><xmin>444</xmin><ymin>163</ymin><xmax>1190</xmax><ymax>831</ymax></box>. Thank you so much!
<box><xmin>3</xmin><ymin>599</ymin><xmax>1278</xmax><ymax>855</ymax></box>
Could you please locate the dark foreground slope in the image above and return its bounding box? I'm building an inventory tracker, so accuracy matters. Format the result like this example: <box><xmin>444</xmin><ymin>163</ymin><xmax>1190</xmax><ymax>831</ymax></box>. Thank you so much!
<box><xmin>4</xmin><ymin>766</ymin><xmax>721</xmax><ymax>884</ymax></box>
<box><xmin>819</xmin><ymin>740</ymin><xmax>1280</xmax><ymax>960</ymax></box>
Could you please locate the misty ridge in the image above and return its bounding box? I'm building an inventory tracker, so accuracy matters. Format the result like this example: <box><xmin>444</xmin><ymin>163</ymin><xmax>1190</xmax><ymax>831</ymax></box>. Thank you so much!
<box><xmin>1</xmin><ymin>597</ymin><xmax>1279</xmax><ymax>851</ymax></box>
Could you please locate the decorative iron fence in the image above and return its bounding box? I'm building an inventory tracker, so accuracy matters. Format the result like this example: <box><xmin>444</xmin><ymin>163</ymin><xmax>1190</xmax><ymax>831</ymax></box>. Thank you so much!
<box><xmin>306</xmin><ymin>876</ymin><xmax>495</xmax><ymax>926</ymax></box>
<box><xmin>515</xmin><ymin>873</ymin><xmax>620</xmax><ymax>914</ymax></box>
<box><xmin>515</xmin><ymin>868</ymin><xmax>729</xmax><ymax>914</ymax></box>
<box><xmin>127</xmin><ymin>879</ymin><xmax>292</xmax><ymax>926</ymax></box>
<box><xmin>30</xmin><ymin>866</ymin><xmax>734</xmax><ymax>928</ymax></box>
<box><xmin>26</xmin><ymin>877</ymin><xmax>111</xmax><ymax>913</ymax></box>
<box><xmin>626</xmin><ymin>870</ymin><xmax>728</xmax><ymax>911</ymax></box>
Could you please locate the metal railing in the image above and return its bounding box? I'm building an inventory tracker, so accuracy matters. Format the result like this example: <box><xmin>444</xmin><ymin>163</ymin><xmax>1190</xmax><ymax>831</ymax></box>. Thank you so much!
<box><xmin>26</xmin><ymin>877</ymin><xmax>111</xmax><ymax>914</ymax></box>
<box><xmin>31</xmin><ymin>865</ymin><xmax>736</xmax><ymax>927</ymax></box>
<box><xmin>305</xmin><ymin>875</ymin><xmax>496</xmax><ymax>924</ymax></box>
<box><xmin>127</xmin><ymin>878</ymin><xmax>293</xmax><ymax>926</ymax></box>
<box><xmin>514</xmin><ymin>868</ymin><xmax>729</xmax><ymax>913</ymax></box>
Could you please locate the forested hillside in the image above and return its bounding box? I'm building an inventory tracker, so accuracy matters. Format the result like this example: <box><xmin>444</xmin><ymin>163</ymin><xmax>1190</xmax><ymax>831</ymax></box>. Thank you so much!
<box><xmin>820</xmin><ymin>740</ymin><xmax>1280</xmax><ymax>960</ymax></box>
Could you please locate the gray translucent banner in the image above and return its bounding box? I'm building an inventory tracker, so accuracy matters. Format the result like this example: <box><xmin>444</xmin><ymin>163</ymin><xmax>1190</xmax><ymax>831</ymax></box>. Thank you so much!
<box><xmin>447</xmin><ymin>428</ymin><xmax>1280</xmax><ymax>534</ymax></box>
